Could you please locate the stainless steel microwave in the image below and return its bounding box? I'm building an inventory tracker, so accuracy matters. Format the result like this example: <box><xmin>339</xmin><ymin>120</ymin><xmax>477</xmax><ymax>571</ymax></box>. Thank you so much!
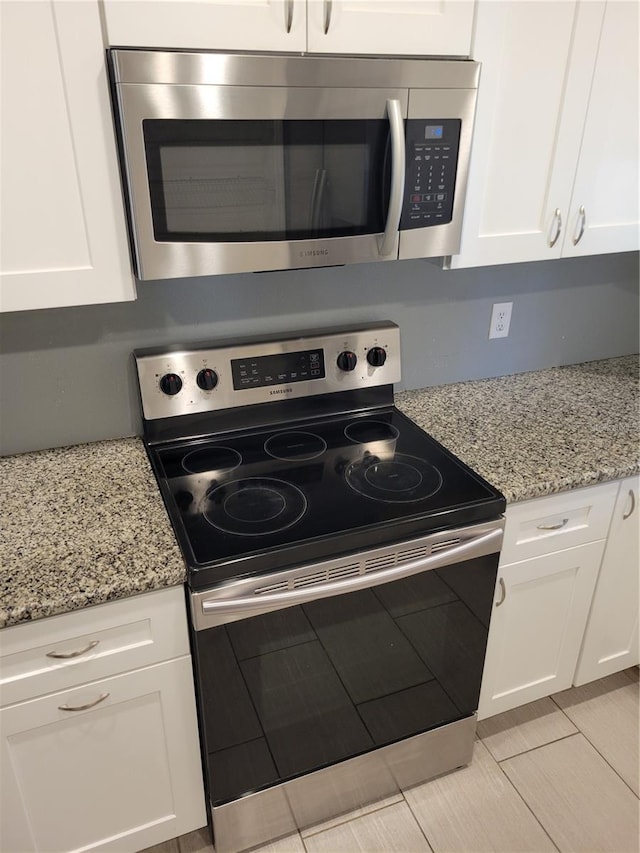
<box><xmin>108</xmin><ymin>50</ymin><xmax>480</xmax><ymax>280</ymax></box>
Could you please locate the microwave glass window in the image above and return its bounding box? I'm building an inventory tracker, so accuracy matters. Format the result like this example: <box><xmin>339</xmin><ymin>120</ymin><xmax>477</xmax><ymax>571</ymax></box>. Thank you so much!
<box><xmin>144</xmin><ymin>120</ymin><xmax>389</xmax><ymax>243</ymax></box>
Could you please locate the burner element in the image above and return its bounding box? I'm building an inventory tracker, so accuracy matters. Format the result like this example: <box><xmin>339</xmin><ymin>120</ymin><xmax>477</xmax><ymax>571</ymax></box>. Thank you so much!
<box><xmin>265</xmin><ymin>431</ymin><xmax>327</xmax><ymax>462</ymax></box>
<box><xmin>344</xmin><ymin>420</ymin><xmax>400</xmax><ymax>445</ymax></box>
<box><xmin>346</xmin><ymin>454</ymin><xmax>443</xmax><ymax>503</ymax></box>
<box><xmin>182</xmin><ymin>446</ymin><xmax>242</xmax><ymax>474</ymax></box>
<box><xmin>204</xmin><ymin>478</ymin><xmax>307</xmax><ymax>536</ymax></box>
<box><xmin>225</xmin><ymin>487</ymin><xmax>286</xmax><ymax>523</ymax></box>
<box><xmin>365</xmin><ymin>461</ymin><xmax>423</xmax><ymax>492</ymax></box>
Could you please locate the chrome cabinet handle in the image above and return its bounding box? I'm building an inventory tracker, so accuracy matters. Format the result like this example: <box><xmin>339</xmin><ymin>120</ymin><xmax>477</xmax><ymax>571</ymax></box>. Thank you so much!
<box><xmin>537</xmin><ymin>518</ymin><xmax>569</xmax><ymax>531</ymax></box>
<box><xmin>285</xmin><ymin>0</ymin><xmax>294</xmax><ymax>33</ymax></box>
<box><xmin>495</xmin><ymin>578</ymin><xmax>506</xmax><ymax>607</ymax></box>
<box><xmin>572</xmin><ymin>205</ymin><xmax>586</xmax><ymax>245</ymax></box>
<box><xmin>46</xmin><ymin>639</ymin><xmax>99</xmax><ymax>659</ymax></box>
<box><xmin>324</xmin><ymin>0</ymin><xmax>332</xmax><ymax>34</ymax></box>
<box><xmin>58</xmin><ymin>693</ymin><xmax>110</xmax><ymax>712</ymax></box>
<box><xmin>378</xmin><ymin>98</ymin><xmax>405</xmax><ymax>257</ymax></box>
<box><xmin>548</xmin><ymin>208</ymin><xmax>562</xmax><ymax>248</ymax></box>
<box><xmin>623</xmin><ymin>489</ymin><xmax>636</xmax><ymax>520</ymax></box>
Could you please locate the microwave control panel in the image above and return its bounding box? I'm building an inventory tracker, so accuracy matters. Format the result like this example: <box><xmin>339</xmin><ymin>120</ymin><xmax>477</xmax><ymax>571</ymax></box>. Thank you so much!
<box><xmin>400</xmin><ymin>119</ymin><xmax>461</xmax><ymax>230</ymax></box>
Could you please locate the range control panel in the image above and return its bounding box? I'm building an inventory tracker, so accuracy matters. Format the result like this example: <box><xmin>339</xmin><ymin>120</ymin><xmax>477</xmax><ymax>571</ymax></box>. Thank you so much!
<box><xmin>401</xmin><ymin>118</ymin><xmax>461</xmax><ymax>230</ymax></box>
<box><xmin>135</xmin><ymin>322</ymin><xmax>401</xmax><ymax>421</ymax></box>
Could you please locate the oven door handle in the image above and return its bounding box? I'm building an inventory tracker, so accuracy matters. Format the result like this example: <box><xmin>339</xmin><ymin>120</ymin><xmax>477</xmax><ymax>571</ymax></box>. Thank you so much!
<box><xmin>378</xmin><ymin>98</ymin><xmax>405</xmax><ymax>257</ymax></box>
<box><xmin>200</xmin><ymin>525</ymin><xmax>503</xmax><ymax>619</ymax></box>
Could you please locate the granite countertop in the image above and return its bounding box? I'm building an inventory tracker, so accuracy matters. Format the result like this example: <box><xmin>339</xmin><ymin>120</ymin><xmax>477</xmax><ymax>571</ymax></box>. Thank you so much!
<box><xmin>1</xmin><ymin>354</ymin><xmax>637</xmax><ymax>629</ymax></box>
<box><xmin>0</xmin><ymin>439</ymin><xmax>185</xmax><ymax>629</ymax></box>
<box><xmin>395</xmin><ymin>354</ymin><xmax>639</xmax><ymax>502</ymax></box>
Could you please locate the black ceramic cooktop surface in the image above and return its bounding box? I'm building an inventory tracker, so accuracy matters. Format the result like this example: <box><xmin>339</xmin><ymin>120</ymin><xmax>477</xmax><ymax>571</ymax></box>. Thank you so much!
<box><xmin>148</xmin><ymin>408</ymin><xmax>505</xmax><ymax>590</ymax></box>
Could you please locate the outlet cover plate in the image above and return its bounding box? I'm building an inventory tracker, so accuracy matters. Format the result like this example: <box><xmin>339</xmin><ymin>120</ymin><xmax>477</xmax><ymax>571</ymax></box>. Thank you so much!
<box><xmin>489</xmin><ymin>302</ymin><xmax>513</xmax><ymax>339</ymax></box>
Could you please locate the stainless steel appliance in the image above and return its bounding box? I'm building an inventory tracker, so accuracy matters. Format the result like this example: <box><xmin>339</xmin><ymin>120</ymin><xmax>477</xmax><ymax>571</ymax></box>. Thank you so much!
<box><xmin>109</xmin><ymin>52</ymin><xmax>480</xmax><ymax>280</ymax></box>
<box><xmin>134</xmin><ymin>321</ymin><xmax>505</xmax><ymax>853</ymax></box>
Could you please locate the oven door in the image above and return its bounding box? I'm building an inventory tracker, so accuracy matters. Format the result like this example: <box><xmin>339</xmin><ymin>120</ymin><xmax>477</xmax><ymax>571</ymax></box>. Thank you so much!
<box><xmin>113</xmin><ymin>77</ymin><xmax>408</xmax><ymax>279</ymax></box>
<box><xmin>190</xmin><ymin>520</ymin><xmax>503</xmax><ymax>831</ymax></box>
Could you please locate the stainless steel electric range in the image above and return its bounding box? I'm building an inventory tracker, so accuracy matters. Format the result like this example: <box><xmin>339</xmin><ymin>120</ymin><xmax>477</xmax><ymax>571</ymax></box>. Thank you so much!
<box><xmin>135</xmin><ymin>321</ymin><xmax>505</xmax><ymax>853</ymax></box>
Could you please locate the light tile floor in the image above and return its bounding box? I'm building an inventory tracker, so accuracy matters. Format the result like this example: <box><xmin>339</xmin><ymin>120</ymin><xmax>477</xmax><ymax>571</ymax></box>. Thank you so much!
<box><xmin>146</xmin><ymin>668</ymin><xmax>639</xmax><ymax>853</ymax></box>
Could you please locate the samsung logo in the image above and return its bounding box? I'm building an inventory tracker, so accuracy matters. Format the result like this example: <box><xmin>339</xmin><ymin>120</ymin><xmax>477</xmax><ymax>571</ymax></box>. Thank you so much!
<box><xmin>270</xmin><ymin>387</ymin><xmax>293</xmax><ymax>396</ymax></box>
<box><xmin>300</xmin><ymin>249</ymin><xmax>329</xmax><ymax>258</ymax></box>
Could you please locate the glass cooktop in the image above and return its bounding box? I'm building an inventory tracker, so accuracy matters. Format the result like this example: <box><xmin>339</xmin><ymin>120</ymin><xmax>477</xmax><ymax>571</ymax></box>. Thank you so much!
<box><xmin>149</xmin><ymin>408</ymin><xmax>504</xmax><ymax>589</ymax></box>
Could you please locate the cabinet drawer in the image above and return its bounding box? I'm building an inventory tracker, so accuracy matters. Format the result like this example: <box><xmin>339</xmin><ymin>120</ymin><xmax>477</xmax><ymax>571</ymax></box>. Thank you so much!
<box><xmin>501</xmin><ymin>481</ymin><xmax>618</xmax><ymax>565</ymax></box>
<box><xmin>0</xmin><ymin>586</ymin><xmax>189</xmax><ymax>706</ymax></box>
<box><xmin>0</xmin><ymin>656</ymin><xmax>206</xmax><ymax>853</ymax></box>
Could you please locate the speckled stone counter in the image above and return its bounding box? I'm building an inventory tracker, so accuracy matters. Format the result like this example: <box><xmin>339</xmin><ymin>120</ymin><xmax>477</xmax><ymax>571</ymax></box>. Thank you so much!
<box><xmin>396</xmin><ymin>354</ymin><xmax>639</xmax><ymax>503</ymax></box>
<box><xmin>0</xmin><ymin>438</ymin><xmax>185</xmax><ymax>629</ymax></box>
<box><xmin>2</xmin><ymin>355</ymin><xmax>638</xmax><ymax>629</ymax></box>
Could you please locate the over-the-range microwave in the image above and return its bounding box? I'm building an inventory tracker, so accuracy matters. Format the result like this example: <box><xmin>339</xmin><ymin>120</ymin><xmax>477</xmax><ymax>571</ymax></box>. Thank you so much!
<box><xmin>108</xmin><ymin>50</ymin><xmax>480</xmax><ymax>280</ymax></box>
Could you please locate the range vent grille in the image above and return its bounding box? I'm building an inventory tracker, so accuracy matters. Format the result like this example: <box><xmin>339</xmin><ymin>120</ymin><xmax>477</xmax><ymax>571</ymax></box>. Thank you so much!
<box><xmin>252</xmin><ymin>534</ymin><xmax>467</xmax><ymax>596</ymax></box>
<box><xmin>431</xmin><ymin>537</ymin><xmax>461</xmax><ymax>553</ymax></box>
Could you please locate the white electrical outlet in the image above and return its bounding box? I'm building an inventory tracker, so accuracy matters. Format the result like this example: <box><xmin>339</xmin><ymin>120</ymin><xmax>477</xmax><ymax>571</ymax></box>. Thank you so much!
<box><xmin>489</xmin><ymin>302</ymin><xmax>513</xmax><ymax>339</ymax></box>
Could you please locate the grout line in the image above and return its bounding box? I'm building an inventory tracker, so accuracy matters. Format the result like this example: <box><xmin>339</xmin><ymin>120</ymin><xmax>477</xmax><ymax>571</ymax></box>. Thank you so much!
<box><xmin>490</xmin><ymin>745</ymin><xmax>562</xmax><ymax>853</ymax></box>
<box><xmin>495</xmin><ymin>728</ymin><xmax>584</xmax><ymax>761</ymax></box>
<box><xmin>300</xmin><ymin>795</ymin><xmax>403</xmax><ymax>840</ymax></box>
<box><xmin>550</xmin><ymin>689</ymin><xmax>640</xmax><ymax>799</ymax></box>
<box><xmin>561</xmin><ymin>723</ymin><xmax>639</xmax><ymax>800</ymax></box>
<box><xmin>399</xmin><ymin>792</ymin><xmax>436</xmax><ymax>853</ymax></box>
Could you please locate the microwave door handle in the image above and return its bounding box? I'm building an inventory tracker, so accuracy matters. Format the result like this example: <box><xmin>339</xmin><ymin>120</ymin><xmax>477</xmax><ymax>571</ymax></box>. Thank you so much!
<box><xmin>378</xmin><ymin>99</ymin><xmax>405</xmax><ymax>257</ymax></box>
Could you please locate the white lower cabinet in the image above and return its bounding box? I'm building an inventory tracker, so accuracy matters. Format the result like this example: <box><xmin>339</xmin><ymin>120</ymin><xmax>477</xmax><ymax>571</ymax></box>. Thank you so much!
<box><xmin>0</xmin><ymin>588</ymin><xmax>206</xmax><ymax>853</ymax></box>
<box><xmin>478</xmin><ymin>540</ymin><xmax>605</xmax><ymax>719</ymax></box>
<box><xmin>478</xmin><ymin>479</ymin><xmax>634</xmax><ymax>720</ymax></box>
<box><xmin>574</xmin><ymin>477</ymin><xmax>640</xmax><ymax>685</ymax></box>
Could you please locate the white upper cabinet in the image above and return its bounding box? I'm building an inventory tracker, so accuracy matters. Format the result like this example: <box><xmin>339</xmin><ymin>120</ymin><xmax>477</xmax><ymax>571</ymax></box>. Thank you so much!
<box><xmin>450</xmin><ymin>0</ymin><xmax>639</xmax><ymax>268</ymax></box>
<box><xmin>101</xmin><ymin>0</ymin><xmax>475</xmax><ymax>57</ymax></box>
<box><xmin>306</xmin><ymin>1</ymin><xmax>474</xmax><ymax>56</ymax></box>
<box><xmin>0</xmin><ymin>1</ymin><xmax>136</xmax><ymax>313</ymax></box>
<box><xmin>103</xmin><ymin>0</ymin><xmax>307</xmax><ymax>53</ymax></box>
<box><xmin>561</xmin><ymin>1</ymin><xmax>640</xmax><ymax>257</ymax></box>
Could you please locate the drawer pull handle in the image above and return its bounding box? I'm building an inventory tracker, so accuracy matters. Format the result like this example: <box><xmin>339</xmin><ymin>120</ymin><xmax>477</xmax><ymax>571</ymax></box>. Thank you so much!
<box><xmin>537</xmin><ymin>518</ymin><xmax>569</xmax><ymax>531</ymax></box>
<box><xmin>623</xmin><ymin>489</ymin><xmax>636</xmax><ymax>520</ymax></box>
<box><xmin>46</xmin><ymin>639</ymin><xmax>99</xmax><ymax>659</ymax></box>
<box><xmin>58</xmin><ymin>692</ymin><xmax>110</xmax><ymax>712</ymax></box>
<box><xmin>496</xmin><ymin>577</ymin><xmax>506</xmax><ymax>607</ymax></box>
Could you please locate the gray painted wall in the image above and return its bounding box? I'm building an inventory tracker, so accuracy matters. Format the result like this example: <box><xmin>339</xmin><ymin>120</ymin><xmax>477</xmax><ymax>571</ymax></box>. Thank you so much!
<box><xmin>1</xmin><ymin>251</ymin><xmax>638</xmax><ymax>457</ymax></box>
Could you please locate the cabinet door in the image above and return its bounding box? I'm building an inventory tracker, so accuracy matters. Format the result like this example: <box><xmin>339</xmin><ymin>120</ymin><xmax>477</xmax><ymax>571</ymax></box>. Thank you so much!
<box><xmin>0</xmin><ymin>658</ymin><xmax>206</xmax><ymax>853</ymax></box>
<box><xmin>562</xmin><ymin>1</ymin><xmax>640</xmax><ymax>257</ymax></box>
<box><xmin>0</xmin><ymin>1</ymin><xmax>135</xmax><ymax>312</ymax></box>
<box><xmin>574</xmin><ymin>478</ymin><xmax>640</xmax><ymax>686</ymax></box>
<box><xmin>306</xmin><ymin>0</ymin><xmax>474</xmax><ymax>57</ymax></box>
<box><xmin>478</xmin><ymin>540</ymin><xmax>605</xmax><ymax>719</ymax></box>
<box><xmin>102</xmin><ymin>0</ymin><xmax>306</xmax><ymax>52</ymax></box>
<box><xmin>449</xmin><ymin>1</ymin><xmax>605</xmax><ymax>269</ymax></box>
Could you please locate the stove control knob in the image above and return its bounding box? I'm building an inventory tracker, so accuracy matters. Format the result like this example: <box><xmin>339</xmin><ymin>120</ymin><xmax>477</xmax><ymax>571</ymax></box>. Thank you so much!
<box><xmin>337</xmin><ymin>350</ymin><xmax>358</xmax><ymax>372</ymax></box>
<box><xmin>159</xmin><ymin>373</ymin><xmax>183</xmax><ymax>396</ymax></box>
<box><xmin>196</xmin><ymin>368</ymin><xmax>219</xmax><ymax>391</ymax></box>
<box><xmin>366</xmin><ymin>346</ymin><xmax>387</xmax><ymax>367</ymax></box>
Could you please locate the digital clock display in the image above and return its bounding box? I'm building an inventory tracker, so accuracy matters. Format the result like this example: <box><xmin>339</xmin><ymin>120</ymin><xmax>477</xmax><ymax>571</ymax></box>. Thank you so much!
<box><xmin>231</xmin><ymin>348</ymin><xmax>326</xmax><ymax>390</ymax></box>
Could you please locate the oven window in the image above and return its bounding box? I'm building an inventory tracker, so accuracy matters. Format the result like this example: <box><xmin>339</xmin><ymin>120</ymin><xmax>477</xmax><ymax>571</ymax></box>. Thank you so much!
<box><xmin>143</xmin><ymin>119</ymin><xmax>389</xmax><ymax>242</ymax></box>
<box><xmin>194</xmin><ymin>554</ymin><xmax>498</xmax><ymax>806</ymax></box>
